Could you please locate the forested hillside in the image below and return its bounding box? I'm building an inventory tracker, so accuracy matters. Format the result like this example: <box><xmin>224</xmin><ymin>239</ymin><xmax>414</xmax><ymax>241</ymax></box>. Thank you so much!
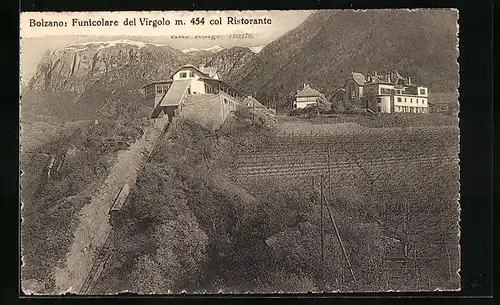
<box><xmin>233</xmin><ymin>9</ymin><xmax>459</xmax><ymax>107</ymax></box>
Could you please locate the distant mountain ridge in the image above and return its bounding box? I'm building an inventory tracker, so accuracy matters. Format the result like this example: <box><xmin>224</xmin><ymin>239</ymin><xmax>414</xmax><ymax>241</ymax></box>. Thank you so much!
<box><xmin>25</xmin><ymin>40</ymin><xmax>259</xmax><ymax>121</ymax></box>
<box><xmin>181</xmin><ymin>45</ymin><xmax>225</xmax><ymax>53</ymax></box>
<box><xmin>25</xmin><ymin>10</ymin><xmax>459</xmax><ymax>118</ymax></box>
<box><xmin>232</xmin><ymin>10</ymin><xmax>459</xmax><ymax>107</ymax></box>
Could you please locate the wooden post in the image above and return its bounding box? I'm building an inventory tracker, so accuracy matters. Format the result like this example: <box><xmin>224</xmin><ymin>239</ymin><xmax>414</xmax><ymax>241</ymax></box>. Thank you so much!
<box><xmin>403</xmin><ymin>200</ymin><xmax>409</xmax><ymax>284</ymax></box>
<box><xmin>327</xmin><ymin>145</ymin><xmax>332</xmax><ymax>203</ymax></box>
<box><xmin>414</xmin><ymin>244</ymin><xmax>420</xmax><ymax>290</ymax></box>
<box><xmin>323</xmin><ymin>189</ymin><xmax>356</xmax><ymax>283</ymax></box>
<box><xmin>443</xmin><ymin>222</ymin><xmax>453</xmax><ymax>286</ymax></box>
<box><xmin>340</xmin><ymin>266</ymin><xmax>344</xmax><ymax>287</ymax></box>
<box><xmin>320</xmin><ymin>175</ymin><xmax>325</xmax><ymax>288</ymax></box>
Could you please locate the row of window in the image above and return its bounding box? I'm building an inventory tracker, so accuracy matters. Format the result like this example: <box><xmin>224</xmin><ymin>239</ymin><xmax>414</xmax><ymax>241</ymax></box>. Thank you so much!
<box><xmin>179</xmin><ymin>71</ymin><xmax>196</xmax><ymax>78</ymax></box>
<box><xmin>396</xmin><ymin>97</ymin><xmax>427</xmax><ymax>104</ymax></box>
<box><xmin>144</xmin><ymin>84</ymin><xmax>171</xmax><ymax>97</ymax></box>
<box><xmin>396</xmin><ymin>106</ymin><xmax>428</xmax><ymax>113</ymax></box>
<box><xmin>144</xmin><ymin>86</ymin><xmax>156</xmax><ymax>97</ymax></box>
<box><xmin>204</xmin><ymin>83</ymin><xmax>217</xmax><ymax>94</ymax></box>
<box><xmin>373</xmin><ymin>87</ymin><xmax>426</xmax><ymax>96</ymax></box>
<box><xmin>156</xmin><ymin>85</ymin><xmax>170</xmax><ymax>95</ymax></box>
<box><xmin>223</xmin><ymin>98</ymin><xmax>236</xmax><ymax>108</ymax></box>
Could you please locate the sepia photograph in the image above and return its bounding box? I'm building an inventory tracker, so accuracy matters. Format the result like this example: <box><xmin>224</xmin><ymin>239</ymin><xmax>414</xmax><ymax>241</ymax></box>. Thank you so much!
<box><xmin>20</xmin><ymin>9</ymin><xmax>460</xmax><ymax>295</ymax></box>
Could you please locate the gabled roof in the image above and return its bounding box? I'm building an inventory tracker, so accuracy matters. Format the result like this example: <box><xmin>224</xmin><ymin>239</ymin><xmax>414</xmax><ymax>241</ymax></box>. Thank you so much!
<box><xmin>244</xmin><ymin>96</ymin><xmax>266</xmax><ymax>108</ymax></box>
<box><xmin>351</xmin><ymin>72</ymin><xmax>367</xmax><ymax>86</ymax></box>
<box><xmin>172</xmin><ymin>64</ymin><xmax>211</xmax><ymax>78</ymax></box>
<box><xmin>295</xmin><ymin>84</ymin><xmax>322</xmax><ymax>97</ymax></box>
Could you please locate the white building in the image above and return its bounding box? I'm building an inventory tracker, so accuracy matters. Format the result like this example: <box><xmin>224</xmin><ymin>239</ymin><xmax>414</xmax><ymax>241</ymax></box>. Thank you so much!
<box><xmin>293</xmin><ymin>84</ymin><xmax>323</xmax><ymax>109</ymax></box>
<box><xmin>340</xmin><ymin>71</ymin><xmax>429</xmax><ymax>114</ymax></box>
<box><xmin>142</xmin><ymin>64</ymin><xmax>247</xmax><ymax>129</ymax></box>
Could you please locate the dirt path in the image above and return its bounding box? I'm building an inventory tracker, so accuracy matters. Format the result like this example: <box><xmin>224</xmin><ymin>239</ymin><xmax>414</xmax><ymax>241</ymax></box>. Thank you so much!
<box><xmin>52</xmin><ymin>116</ymin><xmax>169</xmax><ymax>294</ymax></box>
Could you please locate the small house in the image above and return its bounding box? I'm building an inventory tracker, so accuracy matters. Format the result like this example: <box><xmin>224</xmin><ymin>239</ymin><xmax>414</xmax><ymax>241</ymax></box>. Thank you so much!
<box><xmin>293</xmin><ymin>84</ymin><xmax>323</xmax><ymax>109</ymax></box>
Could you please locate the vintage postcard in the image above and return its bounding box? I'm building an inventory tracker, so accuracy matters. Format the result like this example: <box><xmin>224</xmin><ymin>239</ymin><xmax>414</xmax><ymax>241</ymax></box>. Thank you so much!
<box><xmin>20</xmin><ymin>9</ymin><xmax>460</xmax><ymax>295</ymax></box>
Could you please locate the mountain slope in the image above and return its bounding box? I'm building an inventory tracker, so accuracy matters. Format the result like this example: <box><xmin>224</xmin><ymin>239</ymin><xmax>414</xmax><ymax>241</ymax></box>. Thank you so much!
<box><xmin>232</xmin><ymin>10</ymin><xmax>334</xmax><ymax>92</ymax></box>
<box><xmin>27</xmin><ymin>41</ymin><xmax>192</xmax><ymax>120</ymax></box>
<box><xmin>234</xmin><ymin>10</ymin><xmax>459</xmax><ymax>107</ymax></box>
<box><xmin>199</xmin><ymin>47</ymin><xmax>257</xmax><ymax>85</ymax></box>
<box><xmin>26</xmin><ymin>41</ymin><xmax>260</xmax><ymax>120</ymax></box>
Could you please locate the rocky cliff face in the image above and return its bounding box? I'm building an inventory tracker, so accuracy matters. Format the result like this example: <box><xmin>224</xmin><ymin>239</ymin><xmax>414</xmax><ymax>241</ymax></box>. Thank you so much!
<box><xmin>26</xmin><ymin>40</ymin><xmax>193</xmax><ymax>120</ymax></box>
<box><xmin>29</xmin><ymin>40</ymin><xmax>190</xmax><ymax>94</ymax></box>
<box><xmin>199</xmin><ymin>47</ymin><xmax>256</xmax><ymax>85</ymax></box>
<box><xmin>27</xmin><ymin>9</ymin><xmax>458</xmax><ymax>114</ymax></box>
<box><xmin>26</xmin><ymin>40</ymin><xmax>258</xmax><ymax>121</ymax></box>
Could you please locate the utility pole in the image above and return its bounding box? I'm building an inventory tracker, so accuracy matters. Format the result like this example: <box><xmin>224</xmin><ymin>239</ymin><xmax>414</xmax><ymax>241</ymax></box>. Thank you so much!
<box><xmin>320</xmin><ymin>175</ymin><xmax>325</xmax><ymax>288</ymax></box>
<box><xmin>443</xmin><ymin>222</ymin><xmax>452</xmax><ymax>286</ymax></box>
<box><xmin>323</xmin><ymin>189</ymin><xmax>357</xmax><ymax>284</ymax></box>
<box><xmin>404</xmin><ymin>200</ymin><xmax>409</xmax><ymax>284</ymax></box>
<box><xmin>327</xmin><ymin>145</ymin><xmax>332</xmax><ymax>201</ymax></box>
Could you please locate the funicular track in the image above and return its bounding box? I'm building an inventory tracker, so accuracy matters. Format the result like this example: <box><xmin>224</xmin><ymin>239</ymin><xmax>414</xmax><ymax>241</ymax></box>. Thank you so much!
<box><xmin>77</xmin><ymin>117</ymin><xmax>172</xmax><ymax>295</ymax></box>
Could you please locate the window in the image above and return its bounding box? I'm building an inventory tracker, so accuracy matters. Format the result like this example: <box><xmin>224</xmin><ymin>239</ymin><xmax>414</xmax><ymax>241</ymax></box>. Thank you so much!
<box><xmin>410</xmin><ymin>98</ymin><xmax>413</xmax><ymax>103</ymax></box>
<box><xmin>419</xmin><ymin>88</ymin><xmax>426</xmax><ymax>95</ymax></box>
<box><xmin>156</xmin><ymin>87</ymin><xmax>163</xmax><ymax>95</ymax></box>
<box><xmin>189</xmin><ymin>72</ymin><xmax>195</xmax><ymax>77</ymax></box>
<box><xmin>377</xmin><ymin>106</ymin><xmax>382</xmax><ymax>113</ymax></box>
<box><xmin>145</xmin><ymin>86</ymin><xmax>154</xmax><ymax>97</ymax></box>
<box><xmin>187</xmin><ymin>88</ymin><xmax>191</xmax><ymax>94</ymax></box>
<box><xmin>180</xmin><ymin>72</ymin><xmax>187</xmax><ymax>78</ymax></box>
<box><xmin>397</xmin><ymin>97</ymin><xmax>402</xmax><ymax>103</ymax></box>
<box><xmin>380</xmin><ymin>88</ymin><xmax>390</xmax><ymax>95</ymax></box>
<box><xmin>405</xmin><ymin>98</ymin><xmax>407</xmax><ymax>103</ymax></box>
<box><xmin>377</xmin><ymin>98</ymin><xmax>382</xmax><ymax>104</ymax></box>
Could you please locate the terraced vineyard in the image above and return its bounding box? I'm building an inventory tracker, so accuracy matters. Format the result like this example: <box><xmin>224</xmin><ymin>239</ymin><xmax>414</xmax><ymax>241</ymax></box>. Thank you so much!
<box><xmin>232</xmin><ymin>125</ymin><xmax>460</xmax><ymax>291</ymax></box>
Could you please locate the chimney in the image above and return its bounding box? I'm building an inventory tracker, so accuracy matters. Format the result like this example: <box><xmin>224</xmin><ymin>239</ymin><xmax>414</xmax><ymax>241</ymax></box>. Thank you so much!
<box><xmin>374</xmin><ymin>71</ymin><xmax>377</xmax><ymax>76</ymax></box>
<box><xmin>199</xmin><ymin>63</ymin><xmax>205</xmax><ymax>70</ymax></box>
<box><xmin>408</xmin><ymin>76</ymin><xmax>411</xmax><ymax>85</ymax></box>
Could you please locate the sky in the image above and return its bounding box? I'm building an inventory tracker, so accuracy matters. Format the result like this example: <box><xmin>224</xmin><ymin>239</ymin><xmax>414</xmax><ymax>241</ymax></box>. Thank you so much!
<box><xmin>20</xmin><ymin>10</ymin><xmax>313</xmax><ymax>83</ymax></box>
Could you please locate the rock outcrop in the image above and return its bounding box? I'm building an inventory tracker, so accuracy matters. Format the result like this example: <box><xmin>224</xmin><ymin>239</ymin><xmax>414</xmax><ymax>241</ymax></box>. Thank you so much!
<box><xmin>29</xmin><ymin>40</ymin><xmax>191</xmax><ymax>94</ymax></box>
